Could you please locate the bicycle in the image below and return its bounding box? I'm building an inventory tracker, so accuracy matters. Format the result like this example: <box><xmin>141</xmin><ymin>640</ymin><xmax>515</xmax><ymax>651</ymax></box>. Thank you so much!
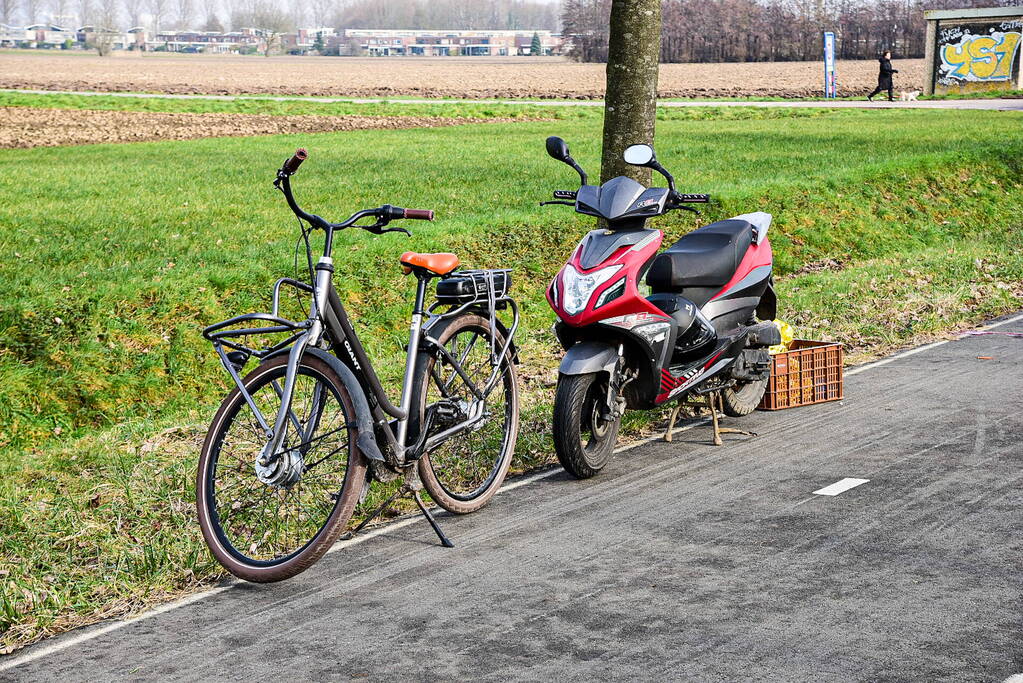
<box><xmin>196</xmin><ymin>148</ymin><xmax>520</xmax><ymax>583</ymax></box>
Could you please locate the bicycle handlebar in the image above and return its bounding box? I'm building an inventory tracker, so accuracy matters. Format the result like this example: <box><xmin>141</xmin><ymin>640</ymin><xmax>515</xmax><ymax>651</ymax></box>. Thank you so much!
<box><xmin>402</xmin><ymin>208</ymin><xmax>434</xmax><ymax>221</ymax></box>
<box><xmin>281</xmin><ymin>148</ymin><xmax>307</xmax><ymax>175</ymax></box>
<box><xmin>274</xmin><ymin>148</ymin><xmax>434</xmax><ymax>235</ymax></box>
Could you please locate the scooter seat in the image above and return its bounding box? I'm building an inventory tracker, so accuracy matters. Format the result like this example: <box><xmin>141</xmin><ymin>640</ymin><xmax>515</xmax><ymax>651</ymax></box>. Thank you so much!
<box><xmin>646</xmin><ymin>219</ymin><xmax>753</xmax><ymax>292</ymax></box>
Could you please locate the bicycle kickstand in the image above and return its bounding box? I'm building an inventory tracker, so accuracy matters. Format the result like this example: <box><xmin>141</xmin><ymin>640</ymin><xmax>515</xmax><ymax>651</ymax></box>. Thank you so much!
<box><xmin>412</xmin><ymin>490</ymin><xmax>455</xmax><ymax>548</ymax></box>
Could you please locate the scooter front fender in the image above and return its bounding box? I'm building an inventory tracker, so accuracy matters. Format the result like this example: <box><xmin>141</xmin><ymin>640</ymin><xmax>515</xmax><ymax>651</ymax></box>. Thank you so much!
<box><xmin>559</xmin><ymin>341</ymin><xmax>619</xmax><ymax>376</ymax></box>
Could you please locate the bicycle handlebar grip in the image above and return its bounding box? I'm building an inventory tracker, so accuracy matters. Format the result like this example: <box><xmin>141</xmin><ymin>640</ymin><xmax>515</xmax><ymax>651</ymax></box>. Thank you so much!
<box><xmin>403</xmin><ymin>208</ymin><xmax>434</xmax><ymax>221</ymax></box>
<box><xmin>282</xmin><ymin>148</ymin><xmax>308</xmax><ymax>175</ymax></box>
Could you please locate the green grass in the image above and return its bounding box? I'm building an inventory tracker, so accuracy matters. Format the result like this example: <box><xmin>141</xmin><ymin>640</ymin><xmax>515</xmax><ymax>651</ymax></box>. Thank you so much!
<box><xmin>0</xmin><ymin>90</ymin><xmax>856</xmax><ymax>122</ymax></box>
<box><xmin>922</xmin><ymin>89</ymin><xmax>1023</xmax><ymax>101</ymax></box>
<box><xmin>1</xmin><ymin>105</ymin><xmax>1022</xmax><ymax>651</ymax></box>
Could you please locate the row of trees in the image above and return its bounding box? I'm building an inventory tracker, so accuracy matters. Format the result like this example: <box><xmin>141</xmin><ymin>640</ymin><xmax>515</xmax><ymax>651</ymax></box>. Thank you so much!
<box><xmin>334</xmin><ymin>0</ymin><xmax>559</xmax><ymax>32</ymax></box>
<box><xmin>563</xmin><ymin>0</ymin><xmax>1023</xmax><ymax>63</ymax></box>
<box><xmin>0</xmin><ymin>0</ymin><xmax>560</xmax><ymax>34</ymax></box>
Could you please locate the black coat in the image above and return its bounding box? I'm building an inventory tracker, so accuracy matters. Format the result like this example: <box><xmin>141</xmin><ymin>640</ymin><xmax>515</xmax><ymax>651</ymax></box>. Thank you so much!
<box><xmin>877</xmin><ymin>57</ymin><xmax>898</xmax><ymax>87</ymax></box>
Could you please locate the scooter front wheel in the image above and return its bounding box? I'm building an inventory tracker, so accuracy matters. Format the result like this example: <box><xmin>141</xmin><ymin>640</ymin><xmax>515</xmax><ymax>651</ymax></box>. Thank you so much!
<box><xmin>553</xmin><ymin>372</ymin><xmax>621</xmax><ymax>479</ymax></box>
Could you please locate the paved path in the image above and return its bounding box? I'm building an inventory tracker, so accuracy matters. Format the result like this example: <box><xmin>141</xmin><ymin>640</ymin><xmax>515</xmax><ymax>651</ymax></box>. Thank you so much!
<box><xmin>4</xmin><ymin>88</ymin><xmax>1023</xmax><ymax>111</ymax></box>
<box><xmin>2</xmin><ymin>314</ymin><xmax>1022</xmax><ymax>681</ymax></box>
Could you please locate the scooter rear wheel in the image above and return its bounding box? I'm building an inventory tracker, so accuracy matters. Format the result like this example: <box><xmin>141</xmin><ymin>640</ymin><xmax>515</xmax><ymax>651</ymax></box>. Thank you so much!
<box><xmin>553</xmin><ymin>372</ymin><xmax>620</xmax><ymax>479</ymax></box>
<box><xmin>721</xmin><ymin>377</ymin><xmax>769</xmax><ymax>417</ymax></box>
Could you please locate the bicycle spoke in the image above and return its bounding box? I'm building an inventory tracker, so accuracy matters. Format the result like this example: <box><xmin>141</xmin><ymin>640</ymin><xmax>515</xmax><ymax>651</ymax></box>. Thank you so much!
<box><xmin>207</xmin><ymin>363</ymin><xmax>354</xmax><ymax>564</ymax></box>
<box><xmin>423</xmin><ymin>325</ymin><xmax>513</xmax><ymax>500</ymax></box>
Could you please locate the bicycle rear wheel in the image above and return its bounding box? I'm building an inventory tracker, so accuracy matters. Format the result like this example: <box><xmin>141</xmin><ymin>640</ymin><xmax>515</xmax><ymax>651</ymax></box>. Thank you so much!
<box><xmin>196</xmin><ymin>353</ymin><xmax>367</xmax><ymax>583</ymax></box>
<box><xmin>409</xmin><ymin>314</ymin><xmax>518</xmax><ymax>514</ymax></box>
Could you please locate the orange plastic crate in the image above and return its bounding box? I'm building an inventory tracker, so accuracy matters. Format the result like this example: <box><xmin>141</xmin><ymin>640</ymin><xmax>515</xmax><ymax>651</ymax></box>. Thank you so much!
<box><xmin>758</xmin><ymin>339</ymin><xmax>844</xmax><ymax>411</ymax></box>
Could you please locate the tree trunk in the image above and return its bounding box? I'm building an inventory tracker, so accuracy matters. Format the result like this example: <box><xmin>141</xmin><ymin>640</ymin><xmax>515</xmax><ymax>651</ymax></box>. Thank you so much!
<box><xmin>600</xmin><ymin>0</ymin><xmax>662</xmax><ymax>185</ymax></box>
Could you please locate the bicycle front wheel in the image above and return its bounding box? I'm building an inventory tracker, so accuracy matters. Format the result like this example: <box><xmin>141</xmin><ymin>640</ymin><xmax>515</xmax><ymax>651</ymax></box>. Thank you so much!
<box><xmin>409</xmin><ymin>313</ymin><xmax>518</xmax><ymax>514</ymax></box>
<box><xmin>196</xmin><ymin>353</ymin><xmax>367</xmax><ymax>583</ymax></box>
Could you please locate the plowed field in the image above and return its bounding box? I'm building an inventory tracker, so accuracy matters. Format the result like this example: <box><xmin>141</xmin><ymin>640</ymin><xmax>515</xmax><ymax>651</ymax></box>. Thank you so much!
<box><xmin>0</xmin><ymin>107</ymin><xmax>519</xmax><ymax>148</ymax></box>
<box><xmin>0</xmin><ymin>53</ymin><xmax>927</xmax><ymax>99</ymax></box>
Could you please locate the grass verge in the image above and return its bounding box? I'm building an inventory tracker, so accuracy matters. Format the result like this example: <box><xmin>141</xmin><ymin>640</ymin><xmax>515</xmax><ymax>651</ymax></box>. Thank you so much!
<box><xmin>1</xmin><ymin>107</ymin><xmax>1022</xmax><ymax>652</ymax></box>
<box><xmin>0</xmin><ymin>90</ymin><xmax>852</xmax><ymax>122</ymax></box>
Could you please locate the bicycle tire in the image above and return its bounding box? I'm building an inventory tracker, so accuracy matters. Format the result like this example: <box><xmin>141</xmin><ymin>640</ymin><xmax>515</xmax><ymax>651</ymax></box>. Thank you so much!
<box><xmin>409</xmin><ymin>313</ymin><xmax>518</xmax><ymax>514</ymax></box>
<box><xmin>196</xmin><ymin>353</ymin><xmax>367</xmax><ymax>583</ymax></box>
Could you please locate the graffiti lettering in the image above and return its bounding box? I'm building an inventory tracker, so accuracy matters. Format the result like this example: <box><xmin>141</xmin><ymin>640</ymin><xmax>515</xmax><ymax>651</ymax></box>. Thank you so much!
<box><xmin>940</xmin><ymin>30</ymin><xmax>1022</xmax><ymax>82</ymax></box>
<box><xmin>939</xmin><ymin>27</ymin><xmax>964</xmax><ymax>43</ymax></box>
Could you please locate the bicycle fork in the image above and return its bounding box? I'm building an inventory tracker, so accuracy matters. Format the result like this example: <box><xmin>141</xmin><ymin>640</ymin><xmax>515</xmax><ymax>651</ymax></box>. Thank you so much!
<box><xmin>257</xmin><ymin>257</ymin><xmax>333</xmax><ymax>467</ymax></box>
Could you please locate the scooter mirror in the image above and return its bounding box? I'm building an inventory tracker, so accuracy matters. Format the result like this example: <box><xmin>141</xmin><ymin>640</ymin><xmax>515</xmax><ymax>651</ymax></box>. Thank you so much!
<box><xmin>623</xmin><ymin>144</ymin><xmax>655</xmax><ymax>166</ymax></box>
<box><xmin>546</xmin><ymin>136</ymin><xmax>571</xmax><ymax>162</ymax></box>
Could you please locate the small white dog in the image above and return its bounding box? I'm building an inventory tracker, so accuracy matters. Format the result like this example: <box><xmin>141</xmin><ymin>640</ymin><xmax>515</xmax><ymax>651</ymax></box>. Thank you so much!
<box><xmin>899</xmin><ymin>90</ymin><xmax>921</xmax><ymax>101</ymax></box>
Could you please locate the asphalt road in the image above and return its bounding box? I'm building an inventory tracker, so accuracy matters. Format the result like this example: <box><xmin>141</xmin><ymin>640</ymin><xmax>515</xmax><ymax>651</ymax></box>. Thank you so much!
<box><xmin>5</xmin><ymin>88</ymin><xmax>1023</xmax><ymax>111</ymax></box>
<box><xmin>3</xmin><ymin>314</ymin><xmax>1021</xmax><ymax>681</ymax></box>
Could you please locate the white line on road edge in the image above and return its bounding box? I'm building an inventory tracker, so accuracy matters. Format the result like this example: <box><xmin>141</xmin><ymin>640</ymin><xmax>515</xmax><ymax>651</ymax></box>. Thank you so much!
<box><xmin>845</xmin><ymin>312</ymin><xmax>1023</xmax><ymax>377</ymax></box>
<box><xmin>5</xmin><ymin>311</ymin><xmax>1021</xmax><ymax>670</ymax></box>
<box><xmin>0</xmin><ymin>420</ymin><xmax>708</xmax><ymax>672</ymax></box>
<box><xmin>813</xmin><ymin>478</ymin><xmax>870</xmax><ymax>496</ymax></box>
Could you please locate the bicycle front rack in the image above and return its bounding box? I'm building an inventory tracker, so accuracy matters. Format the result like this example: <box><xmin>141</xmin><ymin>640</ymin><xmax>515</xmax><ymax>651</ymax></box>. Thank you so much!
<box><xmin>202</xmin><ymin>278</ymin><xmax>314</xmax><ymax>426</ymax></box>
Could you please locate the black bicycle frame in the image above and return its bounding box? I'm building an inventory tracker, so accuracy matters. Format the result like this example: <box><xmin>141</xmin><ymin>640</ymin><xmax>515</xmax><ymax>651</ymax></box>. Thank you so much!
<box><xmin>203</xmin><ymin>172</ymin><xmax>519</xmax><ymax>473</ymax></box>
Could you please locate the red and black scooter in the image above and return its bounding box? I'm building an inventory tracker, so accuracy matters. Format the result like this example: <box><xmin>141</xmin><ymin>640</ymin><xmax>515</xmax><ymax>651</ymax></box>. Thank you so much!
<box><xmin>542</xmin><ymin>137</ymin><xmax>781</xmax><ymax>478</ymax></box>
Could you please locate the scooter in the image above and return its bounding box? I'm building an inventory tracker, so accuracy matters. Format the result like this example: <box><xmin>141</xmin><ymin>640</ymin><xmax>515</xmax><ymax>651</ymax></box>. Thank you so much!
<box><xmin>542</xmin><ymin>137</ymin><xmax>781</xmax><ymax>478</ymax></box>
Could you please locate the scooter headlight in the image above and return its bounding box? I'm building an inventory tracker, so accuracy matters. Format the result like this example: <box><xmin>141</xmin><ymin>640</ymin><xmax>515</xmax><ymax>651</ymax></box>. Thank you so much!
<box><xmin>561</xmin><ymin>264</ymin><xmax>623</xmax><ymax>316</ymax></box>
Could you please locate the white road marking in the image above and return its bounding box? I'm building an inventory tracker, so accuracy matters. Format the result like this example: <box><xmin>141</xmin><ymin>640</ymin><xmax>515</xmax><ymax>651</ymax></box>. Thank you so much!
<box><xmin>813</xmin><ymin>478</ymin><xmax>869</xmax><ymax>496</ymax></box>
<box><xmin>3</xmin><ymin>311</ymin><xmax>1021</xmax><ymax>669</ymax></box>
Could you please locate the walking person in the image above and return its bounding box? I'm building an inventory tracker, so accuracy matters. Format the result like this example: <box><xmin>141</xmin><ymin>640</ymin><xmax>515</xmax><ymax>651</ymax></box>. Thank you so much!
<box><xmin>868</xmin><ymin>50</ymin><xmax>898</xmax><ymax>101</ymax></box>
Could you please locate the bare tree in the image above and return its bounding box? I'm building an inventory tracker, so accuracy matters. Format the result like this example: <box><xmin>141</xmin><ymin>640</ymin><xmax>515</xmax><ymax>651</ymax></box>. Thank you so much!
<box><xmin>147</xmin><ymin>0</ymin><xmax>168</xmax><ymax>33</ymax></box>
<box><xmin>77</xmin><ymin>0</ymin><xmax>92</xmax><ymax>26</ymax></box>
<box><xmin>309</xmin><ymin>0</ymin><xmax>333</xmax><ymax>28</ymax></box>
<box><xmin>336</xmin><ymin>0</ymin><xmax>560</xmax><ymax>31</ymax></box>
<box><xmin>93</xmin><ymin>0</ymin><xmax>119</xmax><ymax>54</ymax></box>
<box><xmin>0</xmin><ymin>0</ymin><xmax>15</xmax><ymax>24</ymax></box>
<box><xmin>121</xmin><ymin>0</ymin><xmax>142</xmax><ymax>27</ymax></box>
<box><xmin>199</xmin><ymin>0</ymin><xmax>221</xmax><ymax>31</ymax></box>
<box><xmin>49</xmin><ymin>0</ymin><xmax>72</xmax><ymax>25</ymax></box>
<box><xmin>173</xmin><ymin>0</ymin><xmax>191</xmax><ymax>28</ymax></box>
<box><xmin>24</xmin><ymin>0</ymin><xmax>43</xmax><ymax>24</ymax></box>
<box><xmin>566</xmin><ymin>0</ymin><xmax>1005</xmax><ymax>63</ymax></box>
<box><xmin>600</xmin><ymin>0</ymin><xmax>661</xmax><ymax>184</ymax></box>
<box><xmin>247</xmin><ymin>0</ymin><xmax>291</xmax><ymax>55</ymax></box>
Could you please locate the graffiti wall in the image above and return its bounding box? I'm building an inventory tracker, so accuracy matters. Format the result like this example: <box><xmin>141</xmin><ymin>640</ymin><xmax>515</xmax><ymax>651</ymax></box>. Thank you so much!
<box><xmin>934</xmin><ymin>19</ymin><xmax>1022</xmax><ymax>93</ymax></box>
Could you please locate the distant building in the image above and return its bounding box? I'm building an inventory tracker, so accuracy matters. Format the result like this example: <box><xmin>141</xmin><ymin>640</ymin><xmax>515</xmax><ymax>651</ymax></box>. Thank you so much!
<box><xmin>337</xmin><ymin>29</ymin><xmax>563</xmax><ymax>57</ymax></box>
<box><xmin>281</xmin><ymin>27</ymin><xmax>335</xmax><ymax>53</ymax></box>
<box><xmin>0</xmin><ymin>23</ymin><xmax>33</xmax><ymax>46</ymax></box>
<box><xmin>1</xmin><ymin>24</ymin><xmax>562</xmax><ymax>56</ymax></box>
<box><xmin>77</xmin><ymin>25</ymin><xmax>139</xmax><ymax>50</ymax></box>
<box><xmin>147</xmin><ymin>28</ymin><xmax>260</xmax><ymax>52</ymax></box>
<box><xmin>26</xmin><ymin>23</ymin><xmax>76</xmax><ymax>46</ymax></box>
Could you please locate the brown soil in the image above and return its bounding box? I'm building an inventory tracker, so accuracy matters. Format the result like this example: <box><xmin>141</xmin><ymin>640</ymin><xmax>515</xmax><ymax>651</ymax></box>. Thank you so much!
<box><xmin>0</xmin><ymin>107</ymin><xmax>519</xmax><ymax>148</ymax></box>
<box><xmin>0</xmin><ymin>53</ymin><xmax>928</xmax><ymax>99</ymax></box>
